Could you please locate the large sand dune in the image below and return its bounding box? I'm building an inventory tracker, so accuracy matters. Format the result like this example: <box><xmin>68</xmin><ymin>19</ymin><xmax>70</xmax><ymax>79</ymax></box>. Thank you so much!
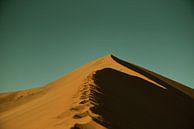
<box><xmin>0</xmin><ymin>55</ymin><xmax>194</xmax><ymax>129</ymax></box>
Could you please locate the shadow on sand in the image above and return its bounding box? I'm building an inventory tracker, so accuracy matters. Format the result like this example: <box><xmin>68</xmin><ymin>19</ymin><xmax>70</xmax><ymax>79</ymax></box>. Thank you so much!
<box><xmin>91</xmin><ymin>68</ymin><xmax>194</xmax><ymax>129</ymax></box>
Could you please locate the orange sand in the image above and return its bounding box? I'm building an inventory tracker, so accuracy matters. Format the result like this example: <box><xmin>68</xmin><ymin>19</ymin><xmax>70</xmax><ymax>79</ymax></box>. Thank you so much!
<box><xmin>0</xmin><ymin>55</ymin><xmax>193</xmax><ymax>129</ymax></box>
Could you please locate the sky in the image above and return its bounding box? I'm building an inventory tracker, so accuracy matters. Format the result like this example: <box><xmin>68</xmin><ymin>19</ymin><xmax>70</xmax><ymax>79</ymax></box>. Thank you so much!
<box><xmin>0</xmin><ymin>0</ymin><xmax>194</xmax><ymax>92</ymax></box>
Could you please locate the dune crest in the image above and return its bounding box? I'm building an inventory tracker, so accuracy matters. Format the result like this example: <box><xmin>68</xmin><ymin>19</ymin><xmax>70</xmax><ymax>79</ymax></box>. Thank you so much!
<box><xmin>0</xmin><ymin>55</ymin><xmax>194</xmax><ymax>129</ymax></box>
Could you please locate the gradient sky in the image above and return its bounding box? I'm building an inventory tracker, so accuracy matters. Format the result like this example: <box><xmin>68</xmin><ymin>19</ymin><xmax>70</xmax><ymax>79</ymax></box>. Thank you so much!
<box><xmin>0</xmin><ymin>0</ymin><xmax>194</xmax><ymax>92</ymax></box>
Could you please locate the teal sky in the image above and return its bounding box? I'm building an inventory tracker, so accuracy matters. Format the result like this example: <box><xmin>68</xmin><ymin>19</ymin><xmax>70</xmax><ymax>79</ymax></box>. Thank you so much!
<box><xmin>0</xmin><ymin>0</ymin><xmax>194</xmax><ymax>92</ymax></box>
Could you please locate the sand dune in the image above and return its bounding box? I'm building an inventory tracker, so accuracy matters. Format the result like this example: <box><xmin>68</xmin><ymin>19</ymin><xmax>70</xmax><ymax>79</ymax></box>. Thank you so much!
<box><xmin>0</xmin><ymin>55</ymin><xmax>194</xmax><ymax>129</ymax></box>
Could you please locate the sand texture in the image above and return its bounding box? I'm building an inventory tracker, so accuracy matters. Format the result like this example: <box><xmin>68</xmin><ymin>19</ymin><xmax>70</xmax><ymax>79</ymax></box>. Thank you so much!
<box><xmin>0</xmin><ymin>55</ymin><xmax>194</xmax><ymax>129</ymax></box>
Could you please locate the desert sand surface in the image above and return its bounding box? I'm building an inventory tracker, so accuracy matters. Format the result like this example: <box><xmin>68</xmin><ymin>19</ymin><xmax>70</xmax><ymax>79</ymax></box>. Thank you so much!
<box><xmin>0</xmin><ymin>54</ymin><xmax>194</xmax><ymax>129</ymax></box>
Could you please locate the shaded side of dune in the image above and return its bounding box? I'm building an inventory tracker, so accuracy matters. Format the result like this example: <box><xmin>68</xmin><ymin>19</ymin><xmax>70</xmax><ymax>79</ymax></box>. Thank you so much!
<box><xmin>91</xmin><ymin>68</ymin><xmax>194</xmax><ymax>129</ymax></box>
<box><xmin>111</xmin><ymin>55</ymin><xmax>194</xmax><ymax>99</ymax></box>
